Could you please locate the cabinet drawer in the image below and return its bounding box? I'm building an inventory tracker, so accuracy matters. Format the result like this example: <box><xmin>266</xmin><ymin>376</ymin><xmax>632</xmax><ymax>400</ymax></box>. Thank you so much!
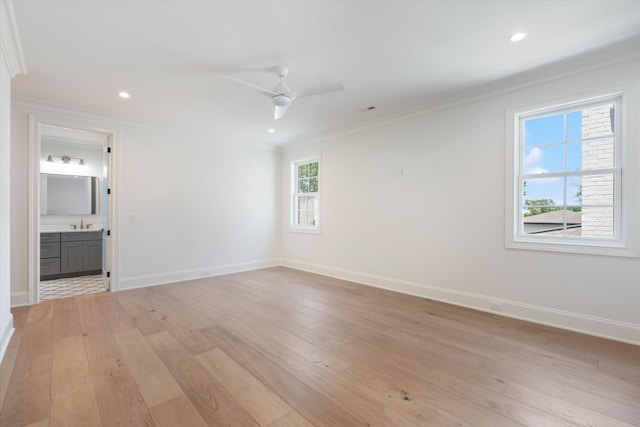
<box><xmin>40</xmin><ymin>242</ymin><xmax>61</xmax><ymax>259</ymax></box>
<box><xmin>40</xmin><ymin>257</ymin><xmax>60</xmax><ymax>276</ymax></box>
<box><xmin>41</xmin><ymin>233</ymin><xmax>60</xmax><ymax>243</ymax></box>
<box><xmin>61</xmin><ymin>231</ymin><xmax>102</xmax><ymax>242</ymax></box>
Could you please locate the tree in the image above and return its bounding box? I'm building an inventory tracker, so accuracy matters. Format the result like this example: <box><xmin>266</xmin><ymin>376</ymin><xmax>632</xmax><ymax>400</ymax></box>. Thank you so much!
<box><xmin>524</xmin><ymin>198</ymin><xmax>556</xmax><ymax>216</ymax></box>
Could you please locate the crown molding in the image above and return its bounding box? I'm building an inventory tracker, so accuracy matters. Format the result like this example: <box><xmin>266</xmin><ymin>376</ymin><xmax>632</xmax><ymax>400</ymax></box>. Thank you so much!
<box><xmin>280</xmin><ymin>36</ymin><xmax>640</xmax><ymax>152</ymax></box>
<box><xmin>0</xmin><ymin>0</ymin><xmax>27</xmax><ymax>77</ymax></box>
<box><xmin>11</xmin><ymin>96</ymin><xmax>279</xmax><ymax>153</ymax></box>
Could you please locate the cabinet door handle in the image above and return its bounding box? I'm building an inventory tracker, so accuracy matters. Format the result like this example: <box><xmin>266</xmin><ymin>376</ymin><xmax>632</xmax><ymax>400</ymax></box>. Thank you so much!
<box><xmin>41</xmin><ymin>249</ymin><xmax>49</xmax><ymax>252</ymax></box>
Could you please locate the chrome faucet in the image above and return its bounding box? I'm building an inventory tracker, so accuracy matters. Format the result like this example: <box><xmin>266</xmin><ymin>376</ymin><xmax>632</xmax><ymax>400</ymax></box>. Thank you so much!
<box><xmin>80</xmin><ymin>218</ymin><xmax>84</xmax><ymax>229</ymax></box>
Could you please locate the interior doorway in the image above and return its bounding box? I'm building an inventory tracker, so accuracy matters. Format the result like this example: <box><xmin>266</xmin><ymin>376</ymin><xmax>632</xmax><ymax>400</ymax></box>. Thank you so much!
<box><xmin>28</xmin><ymin>113</ymin><xmax>118</xmax><ymax>304</ymax></box>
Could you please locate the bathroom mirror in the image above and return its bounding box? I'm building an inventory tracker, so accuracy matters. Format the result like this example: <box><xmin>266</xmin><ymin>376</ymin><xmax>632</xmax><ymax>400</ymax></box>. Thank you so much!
<box><xmin>40</xmin><ymin>173</ymin><xmax>100</xmax><ymax>215</ymax></box>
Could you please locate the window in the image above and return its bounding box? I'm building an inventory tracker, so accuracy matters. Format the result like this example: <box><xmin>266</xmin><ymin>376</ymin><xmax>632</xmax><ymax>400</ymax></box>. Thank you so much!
<box><xmin>507</xmin><ymin>93</ymin><xmax>637</xmax><ymax>256</ymax></box>
<box><xmin>291</xmin><ymin>157</ymin><xmax>320</xmax><ymax>231</ymax></box>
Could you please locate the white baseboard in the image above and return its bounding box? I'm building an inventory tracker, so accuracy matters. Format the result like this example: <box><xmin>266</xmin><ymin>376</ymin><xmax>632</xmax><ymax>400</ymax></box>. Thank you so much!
<box><xmin>118</xmin><ymin>258</ymin><xmax>282</xmax><ymax>291</ymax></box>
<box><xmin>281</xmin><ymin>258</ymin><xmax>640</xmax><ymax>346</ymax></box>
<box><xmin>0</xmin><ymin>316</ymin><xmax>14</xmax><ymax>364</ymax></box>
<box><xmin>11</xmin><ymin>292</ymin><xmax>29</xmax><ymax>307</ymax></box>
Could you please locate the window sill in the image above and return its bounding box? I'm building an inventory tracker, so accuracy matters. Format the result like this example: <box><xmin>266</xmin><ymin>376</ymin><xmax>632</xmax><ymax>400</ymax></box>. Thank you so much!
<box><xmin>506</xmin><ymin>238</ymin><xmax>638</xmax><ymax>258</ymax></box>
<box><xmin>289</xmin><ymin>227</ymin><xmax>321</xmax><ymax>235</ymax></box>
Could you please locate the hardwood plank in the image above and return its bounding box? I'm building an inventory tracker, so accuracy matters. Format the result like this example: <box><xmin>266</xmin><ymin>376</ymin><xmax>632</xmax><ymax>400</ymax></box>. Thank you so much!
<box><xmin>25</xmin><ymin>418</ymin><xmax>51</xmax><ymax>427</ymax></box>
<box><xmin>267</xmin><ymin>410</ymin><xmax>314</xmax><ymax>427</ymax></box>
<box><xmin>201</xmin><ymin>324</ymin><xmax>369</xmax><ymax>427</ymax></box>
<box><xmin>89</xmin><ymin>356</ymin><xmax>155</xmax><ymax>427</ymax></box>
<box><xmin>51</xmin><ymin>335</ymin><xmax>92</xmax><ymax>395</ymax></box>
<box><xmin>144</xmin><ymin>286</ymin><xmax>219</xmax><ymax>330</ymax></box>
<box><xmin>113</xmin><ymin>328</ymin><xmax>183</xmax><ymax>407</ymax></box>
<box><xmin>3</xmin><ymin>268</ymin><xmax>639</xmax><ymax>427</ymax></box>
<box><xmin>76</xmin><ymin>294</ymin><xmax>109</xmax><ymax>334</ymax></box>
<box><xmin>196</xmin><ymin>348</ymin><xmax>292</xmax><ymax>425</ymax></box>
<box><xmin>11</xmin><ymin>306</ymin><xmax>30</xmax><ymax>328</ymax></box>
<box><xmin>17</xmin><ymin>319</ymin><xmax>53</xmax><ymax>359</ymax></box>
<box><xmin>52</xmin><ymin>298</ymin><xmax>82</xmax><ymax>339</ymax></box>
<box><xmin>208</xmin><ymin>315</ymin><xmax>384</xmax><ymax>424</ymax></box>
<box><xmin>505</xmin><ymin>381</ymin><xmax>637</xmax><ymax>427</ymax></box>
<box><xmin>113</xmin><ymin>290</ymin><xmax>168</xmax><ymax>336</ymax></box>
<box><xmin>0</xmin><ymin>354</ymin><xmax>52</xmax><ymax>426</ymax></box>
<box><xmin>137</xmin><ymin>288</ymin><xmax>216</xmax><ymax>354</ymax></box>
<box><xmin>0</xmin><ymin>329</ymin><xmax>23</xmax><ymax>413</ymax></box>
<box><xmin>50</xmin><ymin>382</ymin><xmax>102</xmax><ymax>427</ymax></box>
<box><xmin>82</xmin><ymin>326</ymin><xmax>121</xmax><ymax>363</ymax></box>
<box><xmin>149</xmin><ymin>394</ymin><xmax>207</xmax><ymax>427</ymax></box>
<box><xmin>145</xmin><ymin>330</ymin><xmax>261</xmax><ymax>426</ymax></box>
<box><xmin>95</xmin><ymin>292</ymin><xmax>136</xmax><ymax>334</ymax></box>
<box><xmin>26</xmin><ymin>300</ymin><xmax>54</xmax><ymax>324</ymax></box>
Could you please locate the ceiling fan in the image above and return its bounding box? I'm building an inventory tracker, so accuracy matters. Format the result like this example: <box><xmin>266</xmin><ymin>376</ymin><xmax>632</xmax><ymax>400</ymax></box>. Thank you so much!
<box><xmin>225</xmin><ymin>66</ymin><xmax>345</xmax><ymax>120</ymax></box>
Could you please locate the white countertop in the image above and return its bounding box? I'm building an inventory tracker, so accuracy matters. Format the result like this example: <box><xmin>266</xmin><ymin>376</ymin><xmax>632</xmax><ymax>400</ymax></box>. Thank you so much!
<box><xmin>41</xmin><ymin>225</ymin><xmax>104</xmax><ymax>233</ymax></box>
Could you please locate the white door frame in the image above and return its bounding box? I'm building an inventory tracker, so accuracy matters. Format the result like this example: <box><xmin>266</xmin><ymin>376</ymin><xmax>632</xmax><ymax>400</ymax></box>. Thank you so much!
<box><xmin>27</xmin><ymin>109</ymin><xmax>119</xmax><ymax>304</ymax></box>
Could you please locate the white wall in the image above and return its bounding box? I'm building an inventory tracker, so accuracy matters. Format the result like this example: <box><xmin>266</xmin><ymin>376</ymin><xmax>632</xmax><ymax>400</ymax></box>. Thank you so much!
<box><xmin>0</xmin><ymin>43</ymin><xmax>14</xmax><ymax>363</ymax></box>
<box><xmin>0</xmin><ymin>0</ymin><xmax>26</xmax><ymax>362</ymax></box>
<box><xmin>10</xmin><ymin>104</ymin><xmax>281</xmax><ymax>300</ymax></box>
<box><xmin>281</xmin><ymin>56</ymin><xmax>640</xmax><ymax>344</ymax></box>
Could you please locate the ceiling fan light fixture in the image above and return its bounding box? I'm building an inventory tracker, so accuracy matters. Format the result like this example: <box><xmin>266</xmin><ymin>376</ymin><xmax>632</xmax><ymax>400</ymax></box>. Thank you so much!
<box><xmin>272</xmin><ymin>94</ymin><xmax>291</xmax><ymax>107</ymax></box>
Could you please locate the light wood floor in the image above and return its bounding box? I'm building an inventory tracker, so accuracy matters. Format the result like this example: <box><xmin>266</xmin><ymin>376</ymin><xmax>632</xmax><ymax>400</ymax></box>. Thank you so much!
<box><xmin>0</xmin><ymin>267</ymin><xmax>638</xmax><ymax>426</ymax></box>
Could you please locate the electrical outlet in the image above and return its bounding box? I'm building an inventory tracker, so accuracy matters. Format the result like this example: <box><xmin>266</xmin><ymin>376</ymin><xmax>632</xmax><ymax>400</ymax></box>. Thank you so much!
<box><xmin>489</xmin><ymin>302</ymin><xmax>503</xmax><ymax>312</ymax></box>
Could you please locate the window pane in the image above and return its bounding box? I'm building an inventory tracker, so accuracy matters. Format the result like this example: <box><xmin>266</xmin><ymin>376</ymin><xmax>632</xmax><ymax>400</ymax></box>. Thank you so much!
<box><xmin>297</xmin><ymin>195</ymin><xmax>308</xmax><ymax>211</ymax></box>
<box><xmin>298</xmin><ymin>179</ymin><xmax>309</xmax><ymax>193</ymax></box>
<box><xmin>308</xmin><ymin>161</ymin><xmax>318</xmax><ymax>177</ymax></box>
<box><xmin>524</xmin><ymin>144</ymin><xmax>564</xmax><ymax>174</ymax></box>
<box><xmin>567</xmin><ymin>176</ymin><xmax>582</xmax><ymax>207</ymax></box>
<box><xmin>523</xmin><ymin>207</ymin><xmax>565</xmax><ymax>235</ymax></box>
<box><xmin>581</xmin><ymin>206</ymin><xmax>614</xmax><ymax>238</ymax></box>
<box><xmin>298</xmin><ymin>164</ymin><xmax>309</xmax><ymax>179</ymax></box>
<box><xmin>307</xmin><ymin>195</ymin><xmax>318</xmax><ymax>226</ymax></box>
<box><xmin>567</xmin><ymin>110</ymin><xmax>582</xmax><ymax>141</ymax></box>
<box><xmin>523</xmin><ymin>178</ymin><xmax>563</xmax><ymax>208</ymax></box>
<box><xmin>566</xmin><ymin>142</ymin><xmax>582</xmax><ymax>171</ymax></box>
<box><xmin>582</xmin><ymin>174</ymin><xmax>614</xmax><ymax>206</ymax></box>
<box><xmin>524</xmin><ymin>114</ymin><xmax>564</xmax><ymax>146</ymax></box>
<box><xmin>308</xmin><ymin>177</ymin><xmax>318</xmax><ymax>192</ymax></box>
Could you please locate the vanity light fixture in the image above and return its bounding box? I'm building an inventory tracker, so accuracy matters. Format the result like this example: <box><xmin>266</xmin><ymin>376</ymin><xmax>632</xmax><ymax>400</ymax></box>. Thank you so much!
<box><xmin>46</xmin><ymin>154</ymin><xmax>86</xmax><ymax>166</ymax></box>
<box><xmin>118</xmin><ymin>91</ymin><xmax>131</xmax><ymax>99</ymax></box>
<box><xmin>267</xmin><ymin>128</ymin><xmax>275</xmax><ymax>133</ymax></box>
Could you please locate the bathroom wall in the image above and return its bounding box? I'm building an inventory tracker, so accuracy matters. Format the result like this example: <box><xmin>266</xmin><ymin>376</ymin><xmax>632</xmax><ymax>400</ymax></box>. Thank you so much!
<box><xmin>40</xmin><ymin>137</ymin><xmax>107</xmax><ymax>230</ymax></box>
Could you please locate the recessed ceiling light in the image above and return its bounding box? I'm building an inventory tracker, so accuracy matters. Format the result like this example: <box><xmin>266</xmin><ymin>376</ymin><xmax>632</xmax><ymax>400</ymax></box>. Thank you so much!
<box><xmin>118</xmin><ymin>91</ymin><xmax>130</xmax><ymax>99</ymax></box>
<box><xmin>509</xmin><ymin>32</ymin><xmax>527</xmax><ymax>42</ymax></box>
<box><xmin>267</xmin><ymin>128</ymin><xmax>275</xmax><ymax>133</ymax></box>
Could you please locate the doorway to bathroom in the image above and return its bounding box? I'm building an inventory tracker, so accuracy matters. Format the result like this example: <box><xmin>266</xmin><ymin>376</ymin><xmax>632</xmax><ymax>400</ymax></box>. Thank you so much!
<box><xmin>27</xmin><ymin>112</ymin><xmax>118</xmax><ymax>304</ymax></box>
<box><xmin>38</xmin><ymin>126</ymin><xmax>109</xmax><ymax>300</ymax></box>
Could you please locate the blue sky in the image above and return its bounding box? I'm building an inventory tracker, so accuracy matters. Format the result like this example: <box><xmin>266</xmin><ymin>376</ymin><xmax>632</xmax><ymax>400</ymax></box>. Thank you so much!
<box><xmin>523</xmin><ymin>111</ymin><xmax>582</xmax><ymax>206</ymax></box>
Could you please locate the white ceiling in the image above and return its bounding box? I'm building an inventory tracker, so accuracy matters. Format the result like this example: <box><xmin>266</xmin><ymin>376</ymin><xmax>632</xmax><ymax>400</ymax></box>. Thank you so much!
<box><xmin>11</xmin><ymin>0</ymin><xmax>640</xmax><ymax>147</ymax></box>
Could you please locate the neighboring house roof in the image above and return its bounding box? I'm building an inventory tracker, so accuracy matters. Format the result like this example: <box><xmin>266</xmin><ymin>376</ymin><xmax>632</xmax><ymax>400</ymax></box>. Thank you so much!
<box><xmin>523</xmin><ymin>210</ymin><xmax>582</xmax><ymax>224</ymax></box>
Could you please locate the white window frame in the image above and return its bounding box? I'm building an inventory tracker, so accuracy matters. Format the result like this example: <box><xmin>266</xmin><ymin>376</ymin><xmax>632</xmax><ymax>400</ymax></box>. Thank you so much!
<box><xmin>290</xmin><ymin>156</ymin><xmax>321</xmax><ymax>233</ymax></box>
<box><xmin>505</xmin><ymin>90</ymin><xmax>639</xmax><ymax>257</ymax></box>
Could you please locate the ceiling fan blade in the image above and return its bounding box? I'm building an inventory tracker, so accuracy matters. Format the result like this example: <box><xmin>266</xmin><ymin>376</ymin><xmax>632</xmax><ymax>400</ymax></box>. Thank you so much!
<box><xmin>294</xmin><ymin>83</ymin><xmax>345</xmax><ymax>100</ymax></box>
<box><xmin>274</xmin><ymin>104</ymin><xmax>289</xmax><ymax>120</ymax></box>
<box><xmin>223</xmin><ymin>75</ymin><xmax>277</xmax><ymax>97</ymax></box>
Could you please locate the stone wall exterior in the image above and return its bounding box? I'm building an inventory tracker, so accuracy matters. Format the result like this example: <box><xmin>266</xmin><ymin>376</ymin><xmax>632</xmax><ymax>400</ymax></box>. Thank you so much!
<box><xmin>581</xmin><ymin>104</ymin><xmax>615</xmax><ymax>237</ymax></box>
